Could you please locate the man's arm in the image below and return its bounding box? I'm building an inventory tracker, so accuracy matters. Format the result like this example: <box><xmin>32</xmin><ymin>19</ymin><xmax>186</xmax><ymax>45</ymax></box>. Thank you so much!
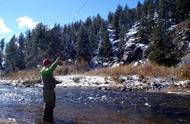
<box><xmin>49</xmin><ymin>57</ymin><xmax>60</xmax><ymax>73</ymax></box>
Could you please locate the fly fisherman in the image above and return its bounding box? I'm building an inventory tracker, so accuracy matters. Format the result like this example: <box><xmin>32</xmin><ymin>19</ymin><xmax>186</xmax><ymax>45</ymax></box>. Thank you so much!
<box><xmin>40</xmin><ymin>56</ymin><xmax>62</xmax><ymax>123</ymax></box>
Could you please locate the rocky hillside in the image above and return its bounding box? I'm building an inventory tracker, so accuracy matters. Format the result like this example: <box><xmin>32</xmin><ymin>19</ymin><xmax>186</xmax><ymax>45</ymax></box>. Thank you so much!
<box><xmin>92</xmin><ymin>18</ymin><xmax>190</xmax><ymax>67</ymax></box>
<box><xmin>174</xmin><ymin>19</ymin><xmax>190</xmax><ymax>64</ymax></box>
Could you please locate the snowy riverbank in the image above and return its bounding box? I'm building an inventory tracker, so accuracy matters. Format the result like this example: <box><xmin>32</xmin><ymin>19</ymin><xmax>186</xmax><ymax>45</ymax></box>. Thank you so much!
<box><xmin>0</xmin><ymin>74</ymin><xmax>190</xmax><ymax>94</ymax></box>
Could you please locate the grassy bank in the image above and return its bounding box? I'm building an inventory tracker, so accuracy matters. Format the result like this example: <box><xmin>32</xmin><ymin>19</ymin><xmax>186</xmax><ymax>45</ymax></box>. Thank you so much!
<box><xmin>2</xmin><ymin>63</ymin><xmax>190</xmax><ymax>81</ymax></box>
<box><xmin>88</xmin><ymin>63</ymin><xmax>190</xmax><ymax>80</ymax></box>
<box><xmin>2</xmin><ymin>69</ymin><xmax>41</xmax><ymax>80</ymax></box>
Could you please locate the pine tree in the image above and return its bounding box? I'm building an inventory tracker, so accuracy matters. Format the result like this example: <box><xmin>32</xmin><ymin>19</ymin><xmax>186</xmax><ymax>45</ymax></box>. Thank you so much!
<box><xmin>88</xmin><ymin>23</ymin><xmax>98</xmax><ymax>56</ymax></box>
<box><xmin>5</xmin><ymin>35</ymin><xmax>19</xmax><ymax>72</ymax></box>
<box><xmin>136</xmin><ymin>1</ymin><xmax>142</xmax><ymax>20</ymax></box>
<box><xmin>158</xmin><ymin>0</ymin><xmax>169</xmax><ymax>20</ymax></box>
<box><xmin>147</xmin><ymin>0</ymin><xmax>155</xmax><ymax>18</ymax></box>
<box><xmin>127</xmin><ymin>9</ymin><xmax>136</xmax><ymax>27</ymax></box>
<box><xmin>176</xmin><ymin>0</ymin><xmax>190</xmax><ymax>23</ymax></box>
<box><xmin>117</xmin><ymin>26</ymin><xmax>126</xmax><ymax>60</ymax></box>
<box><xmin>61</xmin><ymin>26</ymin><xmax>76</xmax><ymax>60</ymax></box>
<box><xmin>118</xmin><ymin>8</ymin><xmax>128</xmax><ymax>36</ymax></box>
<box><xmin>148</xmin><ymin>22</ymin><xmax>179</xmax><ymax>66</ymax></box>
<box><xmin>24</xmin><ymin>30</ymin><xmax>33</xmax><ymax>69</ymax></box>
<box><xmin>0</xmin><ymin>39</ymin><xmax>4</xmax><ymax>52</ymax></box>
<box><xmin>0</xmin><ymin>39</ymin><xmax>5</xmax><ymax>70</ymax></box>
<box><xmin>17</xmin><ymin>33</ymin><xmax>26</xmax><ymax>70</ymax></box>
<box><xmin>108</xmin><ymin>12</ymin><xmax>114</xmax><ymax>24</ymax></box>
<box><xmin>153</xmin><ymin>0</ymin><xmax>160</xmax><ymax>13</ymax></box>
<box><xmin>112</xmin><ymin>5</ymin><xmax>123</xmax><ymax>40</ymax></box>
<box><xmin>137</xmin><ymin>18</ymin><xmax>153</xmax><ymax>44</ymax></box>
<box><xmin>94</xmin><ymin>14</ymin><xmax>103</xmax><ymax>34</ymax></box>
<box><xmin>27</xmin><ymin>23</ymin><xmax>48</xmax><ymax>68</ymax></box>
<box><xmin>99</xmin><ymin>23</ymin><xmax>112</xmax><ymax>58</ymax></box>
<box><xmin>65</xmin><ymin>24</ymin><xmax>77</xmax><ymax>60</ymax></box>
<box><xmin>167</xmin><ymin>0</ymin><xmax>176</xmax><ymax>23</ymax></box>
<box><xmin>47</xmin><ymin>24</ymin><xmax>63</xmax><ymax>59</ymax></box>
<box><xmin>92</xmin><ymin>15</ymin><xmax>105</xmax><ymax>53</ymax></box>
<box><xmin>138</xmin><ymin>26</ymin><xmax>149</xmax><ymax>44</ymax></box>
<box><xmin>124</xmin><ymin>4</ymin><xmax>129</xmax><ymax>13</ymax></box>
<box><xmin>76</xmin><ymin>26</ymin><xmax>91</xmax><ymax>62</ymax></box>
<box><xmin>85</xmin><ymin>17</ymin><xmax>92</xmax><ymax>27</ymax></box>
<box><xmin>85</xmin><ymin>17</ymin><xmax>98</xmax><ymax>56</ymax></box>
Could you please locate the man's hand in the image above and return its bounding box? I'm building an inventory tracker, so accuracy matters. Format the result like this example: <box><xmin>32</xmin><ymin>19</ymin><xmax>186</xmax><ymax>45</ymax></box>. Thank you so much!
<box><xmin>58</xmin><ymin>61</ymin><xmax>63</xmax><ymax>65</ymax></box>
<box><xmin>56</xmin><ymin>56</ymin><xmax>63</xmax><ymax>65</ymax></box>
<box><xmin>54</xmin><ymin>78</ymin><xmax>62</xmax><ymax>84</ymax></box>
<box><xmin>56</xmin><ymin>56</ymin><xmax>60</xmax><ymax>62</ymax></box>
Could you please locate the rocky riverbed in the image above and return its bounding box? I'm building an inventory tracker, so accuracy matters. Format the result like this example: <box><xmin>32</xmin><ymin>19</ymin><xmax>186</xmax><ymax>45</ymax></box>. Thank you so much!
<box><xmin>0</xmin><ymin>74</ymin><xmax>190</xmax><ymax>94</ymax></box>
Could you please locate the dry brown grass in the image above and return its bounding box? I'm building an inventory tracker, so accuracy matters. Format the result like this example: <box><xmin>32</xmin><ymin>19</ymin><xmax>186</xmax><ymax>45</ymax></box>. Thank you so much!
<box><xmin>4</xmin><ymin>62</ymin><xmax>190</xmax><ymax>82</ymax></box>
<box><xmin>4</xmin><ymin>59</ymin><xmax>89</xmax><ymax>80</ymax></box>
<box><xmin>87</xmin><ymin>64</ymin><xmax>135</xmax><ymax>76</ymax></box>
<box><xmin>88</xmin><ymin>63</ymin><xmax>181</xmax><ymax>79</ymax></box>
<box><xmin>54</xmin><ymin>64</ymin><xmax>77</xmax><ymax>75</ymax></box>
<box><xmin>178</xmin><ymin>64</ymin><xmax>190</xmax><ymax>80</ymax></box>
<box><xmin>138</xmin><ymin>63</ymin><xmax>176</xmax><ymax>77</ymax></box>
<box><xmin>4</xmin><ymin>68</ymin><xmax>41</xmax><ymax>80</ymax></box>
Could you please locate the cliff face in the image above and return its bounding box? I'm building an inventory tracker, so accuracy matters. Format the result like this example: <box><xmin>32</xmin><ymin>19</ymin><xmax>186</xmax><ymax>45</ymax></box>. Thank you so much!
<box><xmin>172</xmin><ymin>19</ymin><xmax>190</xmax><ymax>64</ymax></box>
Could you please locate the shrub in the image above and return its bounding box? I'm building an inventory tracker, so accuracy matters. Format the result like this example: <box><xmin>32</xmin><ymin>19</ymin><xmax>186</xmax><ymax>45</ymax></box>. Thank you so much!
<box><xmin>4</xmin><ymin>68</ymin><xmax>40</xmax><ymax>80</ymax></box>
<box><xmin>178</xmin><ymin>64</ymin><xmax>190</xmax><ymax>79</ymax></box>
<box><xmin>54</xmin><ymin>58</ymin><xmax>90</xmax><ymax>75</ymax></box>
<box><xmin>88</xmin><ymin>62</ymin><xmax>176</xmax><ymax>78</ymax></box>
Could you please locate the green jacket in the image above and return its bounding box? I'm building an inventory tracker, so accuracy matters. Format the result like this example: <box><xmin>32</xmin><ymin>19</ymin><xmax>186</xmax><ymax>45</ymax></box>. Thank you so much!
<box><xmin>40</xmin><ymin>59</ymin><xmax>59</xmax><ymax>90</ymax></box>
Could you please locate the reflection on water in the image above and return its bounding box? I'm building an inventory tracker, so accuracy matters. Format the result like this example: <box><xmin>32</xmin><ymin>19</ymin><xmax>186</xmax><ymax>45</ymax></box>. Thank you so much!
<box><xmin>0</xmin><ymin>85</ymin><xmax>189</xmax><ymax>124</ymax></box>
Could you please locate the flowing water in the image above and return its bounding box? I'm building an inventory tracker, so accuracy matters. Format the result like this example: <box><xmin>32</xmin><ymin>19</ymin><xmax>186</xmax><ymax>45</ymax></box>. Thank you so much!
<box><xmin>0</xmin><ymin>84</ymin><xmax>190</xmax><ymax>124</ymax></box>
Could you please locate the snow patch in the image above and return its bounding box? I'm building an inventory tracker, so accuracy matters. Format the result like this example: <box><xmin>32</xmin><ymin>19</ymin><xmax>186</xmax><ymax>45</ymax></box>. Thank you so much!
<box><xmin>154</xmin><ymin>12</ymin><xmax>158</xmax><ymax>19</ymax></box>
<box><xmin>168</xmin><ymin>25</ymin><xmax>177</xmax><ymax>31</ymax></box>
<box><xmin>126</xmin><ymin>24</ymin><xmax>138</xmax><ymax>38</ymax></box>
<box><xmin>112</xmin><ymin>63</ymin><xmax>120</xmax><ymax>67</ymax></box>
<box><xmin>174</xmin><ymin>80</ymin><xmax>189</xmax><ymax>88</ymax></box>
<box><xmin>126</xmin><ymin>30</ymin><xmax>137</xmax><ymax>37</ymax></box>
<box><xmin>145</xmin><ymin>103</ymin><xmax>151</xmax><ymax>107</ymax></box>
<box><xmin>107</xmin><ymin>28</ymin><xmax>115</xmax><ymax>32</ymax></box>
<box><xmin>112</xmin><ymin>39</ymin><xmax>120</xmax><ymax>45</ymax></box>
<box><xmin>55</xmin><ymin>75</ymin><xmax>115</xmax><ymax>87</ymax></box>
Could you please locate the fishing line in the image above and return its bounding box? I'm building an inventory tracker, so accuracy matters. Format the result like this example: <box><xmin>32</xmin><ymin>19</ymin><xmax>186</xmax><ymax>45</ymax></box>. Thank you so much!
<box><xmin>72</xmin><ymin>0</ymin><xmax>89</xmax><ymax>22</ymax></box>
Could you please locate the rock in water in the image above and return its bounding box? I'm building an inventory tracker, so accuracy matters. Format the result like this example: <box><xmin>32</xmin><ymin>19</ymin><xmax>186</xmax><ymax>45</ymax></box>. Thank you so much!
<box><xmin>0</xmin><ymin>118</ymin><xmax>16</xmax><ymax>124</ymax></box>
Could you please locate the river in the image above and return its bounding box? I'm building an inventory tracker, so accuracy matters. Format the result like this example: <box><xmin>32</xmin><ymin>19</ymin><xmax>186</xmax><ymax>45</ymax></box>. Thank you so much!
<box><xmin>0</xmin><ymin>84</ymin><xmax>189</xmax><ymax>124</ymax></box>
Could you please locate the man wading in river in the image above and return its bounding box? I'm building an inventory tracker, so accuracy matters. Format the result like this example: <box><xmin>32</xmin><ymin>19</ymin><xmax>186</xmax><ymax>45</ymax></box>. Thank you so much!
<box><xmin>40</xmin><ymin>57</ymin><xmax>62</xmax><ymax>123</ymax></box>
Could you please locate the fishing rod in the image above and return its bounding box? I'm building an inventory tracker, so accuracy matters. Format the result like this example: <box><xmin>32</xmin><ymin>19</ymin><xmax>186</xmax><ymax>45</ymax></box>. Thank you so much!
<box><xmin>72</xmin><ymin>0</ymin><xmax>89</xmax><ymax>22</ymax></box>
